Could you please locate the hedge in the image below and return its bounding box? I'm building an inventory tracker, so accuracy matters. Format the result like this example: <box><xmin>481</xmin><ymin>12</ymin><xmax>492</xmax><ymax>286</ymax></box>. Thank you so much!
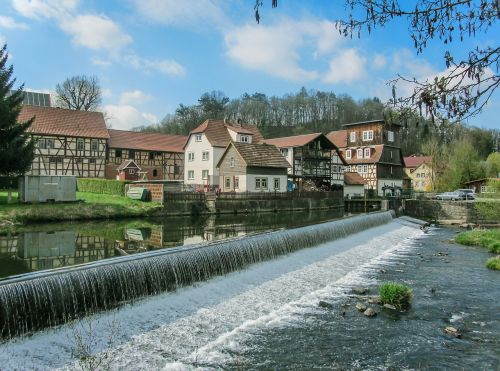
<box><xmin>77</xmin><ymin>178</ymin><xmax>128</xmax><ymax>196</ymax></box>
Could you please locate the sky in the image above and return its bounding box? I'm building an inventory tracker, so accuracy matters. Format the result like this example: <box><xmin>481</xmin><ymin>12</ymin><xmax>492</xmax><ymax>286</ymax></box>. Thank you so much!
<box><xmin>0</xmin><ymin>0</ymin><xmax>498</xmax><ymax>130</ymax></box>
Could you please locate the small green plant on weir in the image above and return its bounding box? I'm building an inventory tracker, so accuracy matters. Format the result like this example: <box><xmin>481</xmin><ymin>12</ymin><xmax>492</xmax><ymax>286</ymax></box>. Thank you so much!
<box><xmin>379</xmin><ymin>282</ymin><xmax>412</xmax><ymax>310</ymax></box>
<box><xmin>486</xmin><ymin>256</ymin><xmax>500</xmax><ymax>271</ymax></box>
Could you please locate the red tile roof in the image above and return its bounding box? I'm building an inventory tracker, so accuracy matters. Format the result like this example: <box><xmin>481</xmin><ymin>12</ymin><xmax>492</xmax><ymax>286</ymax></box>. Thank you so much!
<box><xmin>326</xmin><ymin>130</ymin><xmax>347</xmax><ymax>148</ymax></box>
<box><xmin>404</xmin><ymin>155</ymin><xmax>432</xmax><ymax>168</ymax></box>
<box><xmin>342</xmin><ymin>145</ymin><xmax>384</xmax><ymax>164</ymax></box>
<box><xmin>19</xmin><ymin>105</ymin><xmax>109</xmax><ymax>139</ymax></box>
<box><xmin>344</xmin><ymin>172</ymin><xmax>367</xmax><ymax>185</ymax></box>
<box><xmin>264</xmin><ymin>133</ymin><xmax>323</xmax><ymax>148</ymax></box>
<box><xmin>108</xmin><ymin>129</ymin><xmax>187</xmax><ymax>153</ymax></box>
<box><xmin>218</xmin><ymin>142</ymin><xmax>290</xmax><ymax>169</ymax></box>
<box><xmin>190</xmin><ymin>119</ymin><xmax>264</xmax><ymax>147</ymax></box>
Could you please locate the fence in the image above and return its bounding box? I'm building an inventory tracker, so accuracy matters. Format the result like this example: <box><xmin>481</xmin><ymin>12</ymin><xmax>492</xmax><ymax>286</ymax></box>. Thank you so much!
<box><xmin>164</xmin><ymin>192</ymin><xmax>207</xmax><ymax>202</ymax></box>
<box><xmin>217</xmin><ymin>190</ymin><xmax>343</xmax><ymax>201</ymax></box>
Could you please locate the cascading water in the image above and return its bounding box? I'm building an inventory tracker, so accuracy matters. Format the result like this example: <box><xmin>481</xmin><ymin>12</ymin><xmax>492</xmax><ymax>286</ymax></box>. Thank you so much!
<box><xmin>0</xmin><ymin>212</ymin><xmax>394</xmax><ymax>339</ymax></box>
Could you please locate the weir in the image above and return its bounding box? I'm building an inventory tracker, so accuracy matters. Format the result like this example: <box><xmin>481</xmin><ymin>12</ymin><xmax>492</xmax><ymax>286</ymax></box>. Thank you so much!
<box><xmin>0</xmin><ymin>212</ymin><xmax>395</xmax><ymax>339</ymax></box>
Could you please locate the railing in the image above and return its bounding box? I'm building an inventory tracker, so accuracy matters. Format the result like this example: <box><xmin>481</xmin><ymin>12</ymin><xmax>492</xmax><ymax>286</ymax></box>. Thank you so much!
<box><xmin>217</xmin><ymin>190</ymin><xmax>343</xmax><ymax>201</ymax></box>
<box><xmin>164</xmin><ymin>192</ymin><xmax>207</xmax><ymax>202</ymax></box>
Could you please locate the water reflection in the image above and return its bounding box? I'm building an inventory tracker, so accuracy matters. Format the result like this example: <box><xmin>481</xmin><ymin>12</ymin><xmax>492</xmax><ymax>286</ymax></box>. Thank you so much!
<box><xmin>0</xmin><ymin>209</ymin><xmax>344</xmax><ymax>279</ymax></box>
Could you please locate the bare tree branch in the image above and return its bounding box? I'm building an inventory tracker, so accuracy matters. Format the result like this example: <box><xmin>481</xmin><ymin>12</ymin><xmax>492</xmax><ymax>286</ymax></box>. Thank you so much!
<box><xmin>55</xmin><ymin>75</ymin><xmax>102</xmax><ymax>111</ymax></box>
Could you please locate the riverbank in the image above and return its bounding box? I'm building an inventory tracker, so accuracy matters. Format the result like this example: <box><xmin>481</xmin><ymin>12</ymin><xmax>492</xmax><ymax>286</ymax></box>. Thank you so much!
<box><xmin>0</xmin><ymin>191</ymin><xmax>163</xmax><ymax>234</ymax></box>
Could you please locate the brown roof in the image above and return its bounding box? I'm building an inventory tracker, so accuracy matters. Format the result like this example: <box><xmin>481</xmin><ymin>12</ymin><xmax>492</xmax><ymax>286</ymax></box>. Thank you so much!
<box><xmin>190</xmin><ymin>119</ymin><xmax>264</xmax><ymax>147</ymax></box>
<box><xmin>342</xmin><ymin>119</ymin><xmax>402</xmax><ymax>127</ymax></box>
<box><xmin>341</xmin><ymin>145</ymin><xmax>384</xmax><ymax>164</ymax></box>
<box><xmin>108</xmin><ymin>129</ymin><xmax>187</xmax><ymax>153</ymax></box>
<box><xmin>218</xmin><ymin>142</ymin><xmax>290</xmax><ymax>169</ymax></box>
<box><xmin>344</xmin><ymin>172</ymin><xmax>367</xmax><ymax>185</ymax></box>
<box><xmin>19</xmin><ymin>105</ymin><xmax>109</xmax><ymax>139</ymax></box>
<box><xmin>264</xmin><ymin>133</ymin><xmax>324</xmax><ymax>148</ymax></box>
<box><xmin>326</xmin><ymin>130</ymin><xmax>347</xmax><ymax>148</ymax></box>
<box><xmin>404</xmin><ymin>155</ymin><xmax>432</xmax><ymax>168</ymax></box>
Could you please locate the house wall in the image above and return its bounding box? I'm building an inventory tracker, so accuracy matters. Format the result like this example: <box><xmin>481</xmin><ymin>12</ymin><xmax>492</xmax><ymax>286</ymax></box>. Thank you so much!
<box><xmin>408</xmin><ymin>162</ymin><xmax>433</xmax><ymax>191</ymax></box>
<box><xmin>184</xmin><ymin>133</ymin><xmax>224</xmax><ymax>186</ymax></box>
<box><xmin>344</xmin><ymin>184</ymin><xmax>365</xmax><ymax>197</ymax></box>
<box><xmin>245</xmin><ymin>173</ymin><xmax>288</xmax><ymax>192</ymax></box>
<box><xmin>331</xmin><ymin>152</ymin><xmax>344</xmax><ymax>185</ymax></box>
<box><xmin>346</xmin><ymin>122</ymin><xmax>401</xmax><ymax>147</ymax></box>
<box><xmin>29</xmin><ymin>135</ymin><xmax>107</xmax><ymax>178</ymax></box>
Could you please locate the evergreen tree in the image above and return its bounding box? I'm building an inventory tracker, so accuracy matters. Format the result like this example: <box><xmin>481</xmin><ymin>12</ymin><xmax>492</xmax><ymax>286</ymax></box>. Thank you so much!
<box><xmin>0</xmin><ymin>44</ymin><xmax>34</xmax><ymax>176</ymax></box>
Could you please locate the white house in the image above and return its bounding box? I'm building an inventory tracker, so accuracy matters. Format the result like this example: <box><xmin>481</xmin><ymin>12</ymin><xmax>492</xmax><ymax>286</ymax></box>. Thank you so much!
<box><xmin>183</xmin><ymin>119</ymin><xmax>264</xmax><ymax>189</ymax></box>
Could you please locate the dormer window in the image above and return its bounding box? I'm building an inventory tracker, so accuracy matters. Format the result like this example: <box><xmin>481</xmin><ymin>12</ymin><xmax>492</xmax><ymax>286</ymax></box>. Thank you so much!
<box><xmin>362</xmin><ymin>130</ymin><xmax>373</xmax><ymax>141</ymax></box>
<box><xmin>350</xmin><ymin>132</ymin><xmax>356</xmax><ymax>142</ymax></box>
<box><xmin>364</xmin><ymin>148</ymin><xmax>371</xmax><ymax>158</ymax></box>
<box><xmin>195</xmin><ymin>134</ymin><xmax>202</xmax><ymax>142</ymax></box>
<box><xmin>240</xmin><ymin>135</ymin><xmax>250</xmax><ymax>143</ymax></box>
<box><xmin>357</xmin><ymin>149</ymin><xmax>363</xmax><ymax>158</ymax></box>
<box><xmin>345</xmin><ymin>149</ymin><xmax>351</xmax><ymax>159</ymax></box>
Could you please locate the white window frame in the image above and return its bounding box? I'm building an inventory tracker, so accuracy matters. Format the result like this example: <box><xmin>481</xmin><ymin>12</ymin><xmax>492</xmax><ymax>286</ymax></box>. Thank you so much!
<box><xmin>188</xmin><ymin>170</ymin><xmax>194</xmax><ymax>180</ymax></box>
<box><xmin>280</xmin><ymin>148</ymin><xmax>288</xmax><ymax>157</ymax></box>
<box><xmin>240</xmin><ymin>135</ymin><xmax>250</xmax><ymax>143</ymax></box>
<box><xmin>388</xmin><ymin>131</ymin><xmax>394</xmax><ymax>142</ymax></box>
<box><xmin>234</xmin><ymin>176</ymin><xmax>239</xmax><ymax>189</ymax></box>
<box><xmin>230</xmin><ymin>157</ymin><xmax>235</xmax><ymax>167</ymax></box>
<box><xmin>46</xmin><ymin>138</ymin><xmax>55</xmax><ymax>149</ymax></box>
<box><xmin>128</xmin><ymin>169</ymin><xmax>135</xmax><ymax>175</ymax></box>
<box><xmin>202</xmin><ymin>151</ymin><xmax>209</xmax><ymax>161</ymax></box>
<box><xmin>345</xmin><ymin>150</ymin><xmax>351</xmax><ymax>159</ymax></box>
<box><xmin>91</xmin><ymin>139</ymin><xmax>99</xmax><ymax>152</ymax></box>
<box><xmin>362</xmin><ymin>130</ymin><xmax>373</xmax><ymax>141</ymax></box>
<box><xmin>255</xmin><ymin>177</ymin><xmax>268</xmax><ymax>190</ymax></box>
<box><xmin>202</xmin><ymin>170</ymin><xmax>209</xmax><ymax>180</ymax></box>
<box><xmin>357</xmin><ymin>149</ymin><xmax>363</xmax><ymax>158</ymax></box>
<box><xmin>225</xmin><ymin>177</ymin><xmax>231</xmax><ymax>189</ymax></box>
<box><xmin>363</xmin><ymin>165</ymin><xmax>368</xmax><ymax>173</ymax></box>
<box><xmin>77</xmin><ymin>138</ymin><xmax>84</xmax><ymax>151</ymax></box>
<box><xmin>350</xmin><ymin>132</ymin><xmax>356</xmax><ymax>142</ymax></box>
<box><xmin>364</xmin><ymin>148</ymin><xmax>370</xmax><ymax>158</ymax></box>
<box><xmin>357</xmin><ymin>165</ymin><xmax>363</xmax><ymax>173</ymax></box>
<box><xmin>274</xmin><ymin>178</ymin><xmax>280</xmax><ymax>190</ymax></box>
<box><xmin>195</xmin><ymin>134</ymin><xmax>202</xmax><ymax>142</ymax></box>
<box><xmin>188</xmin><ymin>152</ymin><xmax>194</xmax><ymax>162</ymax></box>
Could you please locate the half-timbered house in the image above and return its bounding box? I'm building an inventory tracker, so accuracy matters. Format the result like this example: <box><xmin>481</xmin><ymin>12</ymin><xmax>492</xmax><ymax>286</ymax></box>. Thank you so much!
<box><xmin>18</xmin><ymin>105</ymin><xmax>109</xmax><ymax>178</ymax></box>
<box><xmin>327</xmin><ymin>120</ymin><xmax>404</xmax><ymax>196</ymax></box>
<box><xmin>264</xmin><ymin>133</ymin><xmax>346</xmax><ymax>190</ymax></box>
<box><xmin>106</xmin><ymin>129</ymin><xmax>186</xmax><ymax>181</ymax></box>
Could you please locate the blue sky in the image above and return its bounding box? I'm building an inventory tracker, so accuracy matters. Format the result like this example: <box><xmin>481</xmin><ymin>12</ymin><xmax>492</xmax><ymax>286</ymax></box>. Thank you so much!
<box><xmin>1</xmin><ymin>0</ymin><xmax>498</xmax><ymax>130</ymax></box>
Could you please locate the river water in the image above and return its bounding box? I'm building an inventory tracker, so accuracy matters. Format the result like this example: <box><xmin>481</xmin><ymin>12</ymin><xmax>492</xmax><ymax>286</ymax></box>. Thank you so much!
<box><xmin>0</xmin><ymin>219</ymin><xmax>498</xmax><ymax>370</ymax></box>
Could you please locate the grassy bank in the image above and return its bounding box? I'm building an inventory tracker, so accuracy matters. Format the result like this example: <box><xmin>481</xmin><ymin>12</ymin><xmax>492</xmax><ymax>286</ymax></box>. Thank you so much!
<box><xmin>0</xmin><ymin>191</ymin><xmax>162</xmax><ymax>232</ymax></box>
<box><xmin>455</xmin><ymin>229</ymin><xmax>500</xmax><ymax>253</ymax></box>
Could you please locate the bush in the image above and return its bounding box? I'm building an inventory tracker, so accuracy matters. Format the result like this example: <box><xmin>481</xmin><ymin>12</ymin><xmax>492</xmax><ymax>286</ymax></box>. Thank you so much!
<box><xmin>486</xmin><ymin>256</ymin><xmax>500</xmax><ymax>270</ymax></box>
<box><xmin>77</xmin><ymin>178</ymin><xmax>128</xmax><ymax>196</ymax></box>
<box><xmin>380</xmin><ymin>282</ymin><xmax>412</xmax><ymax>310</ymax></box>
<box><xmin>456</xmin><ymin>229</ymin><xmax>500</xmax><ymax>253</ymax></box>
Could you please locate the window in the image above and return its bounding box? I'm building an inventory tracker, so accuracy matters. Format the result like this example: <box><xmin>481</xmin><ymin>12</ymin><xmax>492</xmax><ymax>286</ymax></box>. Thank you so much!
<box><xmin>390</xmin><ymin>150</ymin><xmax>393</xmax><ymax>159</ymax></box>
<box><xmin>357</xmin><ymin>165</ymin><xmax>363</xmax><ymax>173</ymax></box>
<box><xmin>274</xmin><ymin>178</ymin><xmax>280</xmax><ymax>190</ymax></box>
<box><xmin>129</xmin><ymin>150</ymin><xmax>135</xmax><ymax>159</ymax></box>
<box><xmin>240</xmin><ymin>135</ymin><xmax>250</xmax><ymax>143</ymax></box>
<box><xmin>362</xmin><ymin>130</ymin><xmax>373</xmax><ymax>141</ymax></box>
<box><xmin>357</xmin><ymin>149</ymin><xmax>363</xmax><ymax>158</ymax></box>
<box><xmin>388</xmin><ymin>131</ymin><xmax>395</xmax><ymax>142</ymax></box>
<box><xmin>255</xmin><ymin>178</ymin><xmax>261</xmax><ymax>189</ymax></box>
<box><xmin>188</xmin><ymin>152</ymin><xmax>194</xmax><ymax>161</ymax></box>
<box><xmin>195</xmin><ymin>134</ymin><xmax>202</xmax><ymax>142</ymax></box>
<box><xmin>255</xmin><ymin>177</ymin><xmax>268</xmax><ymax>190</ymax></box>
<box><xmin>46</xmin><ymin>139</ymin><xmax>54</xmax><ymax>149</ymax></box>
<box><xmin>91</xmin><ymin>139</ymin><xmax>98</xmax><ymax>151</ymax></box>
<box><xmin>363</xmin><ymin>165</ymin><xmax>368</xmax><ymax>173</ymax></box>
<box><xmin>390</xmin><ymin>166</ymin><xmax>393</xmax><ymax>174</ymax></box>
<box><xmin>115</xmin><ymin>149</ymin><xmax>122</xmax><ymax>158</ymax></box>
<box><xmin>350</xmin><ymin>132</ymin><xmax>356</xmax><ymax>142</ymax></box>
<box><xmin>49</xmin><ymin>157</ymin><xmax>62</xmax><ymax>164</ymax></box>
<box><xmin>280</xmin><ymin>148</ymin><xmax>288</xmax><ymax>157</ymax></box>
<box><xmin>153</xmin><ymin>169</ymin><xmax>158</xmax><ymax>177</ymax></box>
<box><xmin>37</xmin><ymin>138</ymin><xmax>46</xmax><ymax>149</ymax></box>
<box><xmin>129</xmin><ymin>169</ymin><xmax>135</xmax><ymax>175</ymax></box>
<box><xmin>225</xmin><ymin>177</ymin><xmax>231</xmax><ymax>189</ymax></box>
<box><xmin>345</xmin><ymin>150</ymin><xmax>351</xmax><ymax>159</ymax></box>
<box><xmin>234</xmin><ymin>177</ymin><xmax>239</xmax><ymax>189</ymax></box>
<box><xmin>230</xmin><ymin>157</ymin><xmax>235</xmax><ymax>167</ymax></box>
<box><xmin>202</xmin><ymin>170</ymin><xmax>209</xmax><ymax>180</ymax></box>
<box><xmin>149</xmin><ymin>152</ymin><xmax>155</xmax><ymax>160</ymax></box>
<box><xmin>188</xmin><ymin>170</ymin><xmax>194</xmax><ymax>180</ymax></box>
<box><xmin>202</xmin><ymin>151</ymin><xmax>209</xmax><ymax>161</ymax></box>
<box><xmin>364</xmin><ymin>148</ymin><xmax>370</xmax><ymax>158</ymax></box>
<box><xmin>89</xmin><ymin>158</ymin><xmax>96</xmax><ymax>164</ymax></box>
<box><xmin>77</xmin><ymin>138</ymin><xmax>84</xmax><ymax>151</ymax></box>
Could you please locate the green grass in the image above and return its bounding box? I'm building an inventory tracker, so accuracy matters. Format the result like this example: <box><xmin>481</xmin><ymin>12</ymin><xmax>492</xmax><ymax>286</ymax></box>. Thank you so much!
<box><xmin>0</xmin><ymin>190</ymin><xmax>162</xmax><ymax>231</ymax></box>
<box><xmin>486</xmin><ymin>256</ymin><xmax>500</xmax><ymax>270</ymax></box>
<box><xmin>379</xmin><ymin>282</ymin><xmax>412</xmax><ymax>310</ymax></box>
<box><xmin>455</xmin><ymin>229</ymin><xmax>500</xmax><ymax>254</ymax></box>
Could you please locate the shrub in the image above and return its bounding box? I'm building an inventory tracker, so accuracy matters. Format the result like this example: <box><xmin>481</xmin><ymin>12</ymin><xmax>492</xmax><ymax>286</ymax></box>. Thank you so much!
<box><xmin>486</xmin><ymin>256</ymin><xmax>500</xmax><ymax>270</ymax></box>
<box><xmin>77</xmin><ymin>178</ymin><xmax>128</xmax><ymax>196</ymax></box>
<box><xmin>380</xmin><ymin>282</ymin><xmax>412</xmax><ymax>310</ymax></box>
<box><xmin>455</xmin><ymin>229</ymin><xmax>500</xmax><ymax>253</ymax></box>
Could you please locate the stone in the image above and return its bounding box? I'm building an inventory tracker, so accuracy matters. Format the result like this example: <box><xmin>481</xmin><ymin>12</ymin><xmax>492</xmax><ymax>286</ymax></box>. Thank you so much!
<box><xmin>340</xmin><ymin>303</ymin><xmax>350</xmax><ymax>308</ymax></box>
<box><xmin>383</xmin><ymin>303</ymin><xmax>397</xmax><ymax>310</ymax></box>
<box><xmin>363</xmin><ymin>307</ymin><xmax>377</xmax><ymax>317</ymax></box>
<box><xmin>460</xmin><ymin>223</ymin><xmax>469</xmax><ymax>229</ymax></box>
<box><xmin>368</xmin><ymin>296</ymin><xmax>382</xmax><ymax>304</ymax></box>
<box><xmin>444</xmin><ymin>326</ymin><xmax>461</xmax><ymax>338</ymax></box>
<box><xmin>379</xmin><ymin>269</ymin><xmax>387</xmax><ymax>274</ymax></box>
<box><xmin>318</xmin><ymin>300</ymin><xmax>333</xmax><ymax>309</ymax></box>
<box><xmin>356</xmin><ymin>303</ymin><xmax>367</xmax><ymax>312</ymax></box>
<box><xmin>351</xmin><ymin>287</ymin><xmax>368</xmax><ymax>295</ymax></box>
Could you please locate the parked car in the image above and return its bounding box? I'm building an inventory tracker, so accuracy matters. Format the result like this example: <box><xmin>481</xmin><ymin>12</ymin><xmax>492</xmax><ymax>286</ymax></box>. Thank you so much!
<box><xmin>455</xmin><ymin>189</ymin><xmax>475</xmax><ymax>200</ymax></box>
<box><xmin>434</xmin><ymin>191</ymin><xmax>462</xmax><ymax>200</ymax></box>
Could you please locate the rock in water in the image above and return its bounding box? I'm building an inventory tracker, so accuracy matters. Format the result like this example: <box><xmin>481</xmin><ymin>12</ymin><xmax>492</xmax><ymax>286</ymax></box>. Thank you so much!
<box><xmin>383</xmin><ymin>303</ymin><xmax>397</xmax><ymax>310</ymax></box>
<box><xmin>444</xmin><ymin>326</ymin><xmax>461</xmax><ymax>338</ymax></box>
<box><xmin>356</xmin><ymin>303</ymin><xmax>367</xmax><ymax>312</ymax></box>
<box><xmin>368</xmin><ymin>296</ymin><xmax>382</xmax><ymax>304</ymax></box>
<box><xmin>352</xmin><ymin>287</ymin><xmax>368</xmax><ymax>295</ymax></box>
<box><xmin>318</xmin><ymin>300</ymin><xmax>333</xmax><ymax>309</ymax></box>
<box><xmin>363</xmin><ymin>307</ymin><xmax>377</xmax><ymax>317</ymax></box>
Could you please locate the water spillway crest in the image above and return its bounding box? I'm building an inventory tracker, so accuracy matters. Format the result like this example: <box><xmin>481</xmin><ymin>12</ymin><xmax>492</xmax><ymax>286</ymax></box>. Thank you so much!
<box><xmin>0</xmin><ymin>212</ymin><xmax>396</xmax><ymax>339</ymax></box>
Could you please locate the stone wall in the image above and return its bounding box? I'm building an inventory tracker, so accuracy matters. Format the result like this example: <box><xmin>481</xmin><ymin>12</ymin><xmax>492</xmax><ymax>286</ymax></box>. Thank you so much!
<box><xmin>127</xmin><ymin>183</ymin><xmax>164</xmax><ymax>203</ymax></box>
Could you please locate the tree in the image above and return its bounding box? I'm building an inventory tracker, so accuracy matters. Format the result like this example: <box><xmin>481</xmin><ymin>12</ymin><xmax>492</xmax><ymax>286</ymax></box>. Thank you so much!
<box><xmin>255</xmin><ymin>1</ymin><xmax>499</xmax><ymax>122</ymax></box>
<box><xmin>0</xmin><ymin>44</ymin><xmax>34</xmax><ymax>179</ymax></box>
<box><xmin>55</xmin><ymin>75</ymin><xmax>102</xmax><ymax>111</ymax></box>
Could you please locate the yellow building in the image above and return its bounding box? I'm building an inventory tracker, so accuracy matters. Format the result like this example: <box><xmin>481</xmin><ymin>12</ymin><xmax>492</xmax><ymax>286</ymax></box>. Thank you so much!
<box><xmin>403</xmin><ymin>156</ymin><xmax>433</xmax><ymax>192</ymax></box>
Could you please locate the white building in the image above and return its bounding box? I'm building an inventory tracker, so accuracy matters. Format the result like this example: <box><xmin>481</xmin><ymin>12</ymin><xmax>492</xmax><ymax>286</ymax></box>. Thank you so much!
<box><xmin>183</xmin><ymin>120</ymin><xmax>264</xmax><ymax>189</ymax></box>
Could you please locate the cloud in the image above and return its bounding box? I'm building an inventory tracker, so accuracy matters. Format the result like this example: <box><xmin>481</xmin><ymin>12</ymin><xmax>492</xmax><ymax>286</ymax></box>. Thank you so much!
<box><xmin>119</xmin><ymin>90</ymin><xmax>152</xmax><ymax>106</ymax></box>
<box><xmin>103</xmin><ymin>104</ymin><xmax>158</xmax><ymax>130</ymax></box>
<box><xmin>225</xmin><ymin>20</ymin><xmax>342</xmax><ymax>82</ymax></box>
<box><xmin>60</xmin><ymin>14</ymin><xmax>132</xmax><ymax>54</ymax></box>
<box><xmin>11</xmin><ymin>0</ymin><xmax>78</xmax><ymax>20</ymax></box>
<box><xmin>124</xmin><ymin>54</ymin><xmax>186</xmax><ymax>77</ymax></box>
<box><xmin>0</xmin><ymin>35</ymin><xmax>5</xmax><ymax>46</ymax></box>
<box><xmin>0</xmin><ymin>15</ymin><xmax>28</xmax><ymax>29</ymax></box>
<box><xmin>323</xmin><ymin>49</ymin><xmax>367</xmax><ymax>84</ymax></box>
<box><xmin>373</xmin><ymin>54</ymin><xmax>387</xmax><ymax>69</ymax></box>
<box><xmin>91</xmin><ymin>57</ymin><xmax>112</xmax><ymax>67</ymax></box>
<box><xmin>132</xmin><ymin>0</ymin><xmax>228</xmax><ymax>28</ymax></box>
